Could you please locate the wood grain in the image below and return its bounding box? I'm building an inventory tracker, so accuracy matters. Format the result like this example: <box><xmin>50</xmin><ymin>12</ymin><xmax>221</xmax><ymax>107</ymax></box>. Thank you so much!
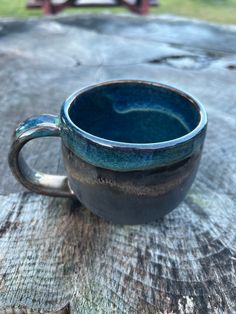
<box><xmin>0</xmin><ymin>14</ymin><xmax>236</xmax><ymax>313</ymax></box>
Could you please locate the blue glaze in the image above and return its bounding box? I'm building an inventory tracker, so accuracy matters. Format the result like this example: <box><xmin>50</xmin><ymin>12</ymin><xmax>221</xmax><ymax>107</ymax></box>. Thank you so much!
<box><xmin>60</xmin><ymin>81</ymin><xmax>207</xmax><ymax>171</ymax></box>
<box><xmin>68</xmin><ymin>83</ymin><xmax>198</xmax><ymax>143</ymax></box>
<box><xmin>16</xmin><ymin>115</ymin><xmax>60</xmax><ymax>139</ymax></box>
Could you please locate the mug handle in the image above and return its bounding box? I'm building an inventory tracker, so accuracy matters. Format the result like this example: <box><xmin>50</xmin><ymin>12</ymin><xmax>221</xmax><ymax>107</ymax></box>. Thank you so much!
<box><xmin>8</xmin><ymin>114</ymin><xmax>74</xmax><ymax>198</ymax></box>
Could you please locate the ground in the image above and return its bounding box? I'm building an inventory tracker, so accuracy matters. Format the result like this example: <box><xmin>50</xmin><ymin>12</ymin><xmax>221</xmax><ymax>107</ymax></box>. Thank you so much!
<box><xmin>0</xmin><ymin>0</ymin><xmax>236</xmax><ymax>24</ymax></box>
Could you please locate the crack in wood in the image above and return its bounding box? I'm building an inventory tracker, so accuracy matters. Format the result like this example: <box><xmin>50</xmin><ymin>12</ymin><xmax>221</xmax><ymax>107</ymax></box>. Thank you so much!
<box><xmin>0</xmin><ymin>304</ymin><xmax>70</xmax><ymax>314</ymax></box>
<box><xmin>147</xmin><ymin>54</ymin><xmax>218</xmax><ymax>70</ymax></box>
<box><xmin>226</xmin><ymin>64</ymin><xmax>236</xmax><ymax>70</ymax></box>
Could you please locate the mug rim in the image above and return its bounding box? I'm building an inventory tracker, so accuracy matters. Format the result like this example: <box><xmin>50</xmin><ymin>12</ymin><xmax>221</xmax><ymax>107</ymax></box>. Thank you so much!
<box><xmin>62</xmin><ymin>80</ymin><xmax>207</xmax><ymax>150</ymax></box>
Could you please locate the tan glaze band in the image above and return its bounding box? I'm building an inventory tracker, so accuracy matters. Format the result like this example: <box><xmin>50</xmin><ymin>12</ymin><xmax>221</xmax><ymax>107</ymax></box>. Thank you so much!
<box><xmin>63</xmin><ymin>144</ymin><xmax>201</xmax><ymax>197</ymax></box>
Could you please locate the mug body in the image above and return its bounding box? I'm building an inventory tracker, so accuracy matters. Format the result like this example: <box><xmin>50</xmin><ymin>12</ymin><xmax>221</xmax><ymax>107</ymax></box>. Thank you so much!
<box><xmin>60</xmin><ymin>80</ymin><xmax>207</xmax><ymax>224</ymax></box>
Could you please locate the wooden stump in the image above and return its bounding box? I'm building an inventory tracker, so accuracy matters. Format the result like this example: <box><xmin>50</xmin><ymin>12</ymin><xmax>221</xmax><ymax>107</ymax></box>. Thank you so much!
<box><xmin>0</xmin><ymin>14</ymin><xmax>236</xmax><ymax>313</ymax></box>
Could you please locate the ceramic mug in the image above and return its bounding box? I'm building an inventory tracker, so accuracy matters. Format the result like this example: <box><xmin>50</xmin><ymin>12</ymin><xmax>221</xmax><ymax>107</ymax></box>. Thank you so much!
<box><xmin>9</xmin><ymin>80</ymin><xmax>207</xmax><ymax>224</ymax></box>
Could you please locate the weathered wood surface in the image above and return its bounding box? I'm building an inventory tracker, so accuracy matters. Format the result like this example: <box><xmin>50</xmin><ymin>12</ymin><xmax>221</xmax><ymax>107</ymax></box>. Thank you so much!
<box><xmin>0</xmin><ymin>14</ymin><xmax>236</xmax><ymax>313</ymax></box>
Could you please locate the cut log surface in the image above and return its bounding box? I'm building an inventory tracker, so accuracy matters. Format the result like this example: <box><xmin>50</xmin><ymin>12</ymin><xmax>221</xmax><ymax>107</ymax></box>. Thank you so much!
<box><xmin>0</xmin><ymin>14</ymin><xmax>236</xmax><ymax>314</ymax></box>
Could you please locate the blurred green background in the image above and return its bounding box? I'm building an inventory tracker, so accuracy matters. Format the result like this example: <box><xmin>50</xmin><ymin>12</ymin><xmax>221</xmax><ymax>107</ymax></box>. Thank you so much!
<box><xmin>0</xmin><ymin>0</ymin><xmax>236</xmax><ymax>24</ymax></box>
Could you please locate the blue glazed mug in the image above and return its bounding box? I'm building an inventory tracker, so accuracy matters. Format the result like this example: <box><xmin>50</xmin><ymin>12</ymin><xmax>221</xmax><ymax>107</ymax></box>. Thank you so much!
<box><xmin>9</xmin><ymin>80</ymin><xmax>207</xmax><ymax>224</ymax></box>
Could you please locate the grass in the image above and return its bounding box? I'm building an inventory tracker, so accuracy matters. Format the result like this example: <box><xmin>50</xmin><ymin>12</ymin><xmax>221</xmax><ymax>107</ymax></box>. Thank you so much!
<box><xmin>0</xmin><ymin>0</ymin><xmax>236</xmax><ymax>24</ymax></box>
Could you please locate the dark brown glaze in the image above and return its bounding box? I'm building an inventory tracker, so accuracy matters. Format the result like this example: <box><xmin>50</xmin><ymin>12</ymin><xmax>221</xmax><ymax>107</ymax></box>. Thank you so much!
<box><xmin>62</xmin><ymin>143</ymin><xmax>203</xmax><ymax>224</ymax></box>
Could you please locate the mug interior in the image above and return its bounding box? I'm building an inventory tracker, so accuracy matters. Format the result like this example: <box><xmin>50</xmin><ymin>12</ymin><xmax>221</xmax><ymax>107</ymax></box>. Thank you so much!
<box><xmin>68</xmin><ymin>82</ymin><xmax>200</xmax><ymax>144</ymax></box>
